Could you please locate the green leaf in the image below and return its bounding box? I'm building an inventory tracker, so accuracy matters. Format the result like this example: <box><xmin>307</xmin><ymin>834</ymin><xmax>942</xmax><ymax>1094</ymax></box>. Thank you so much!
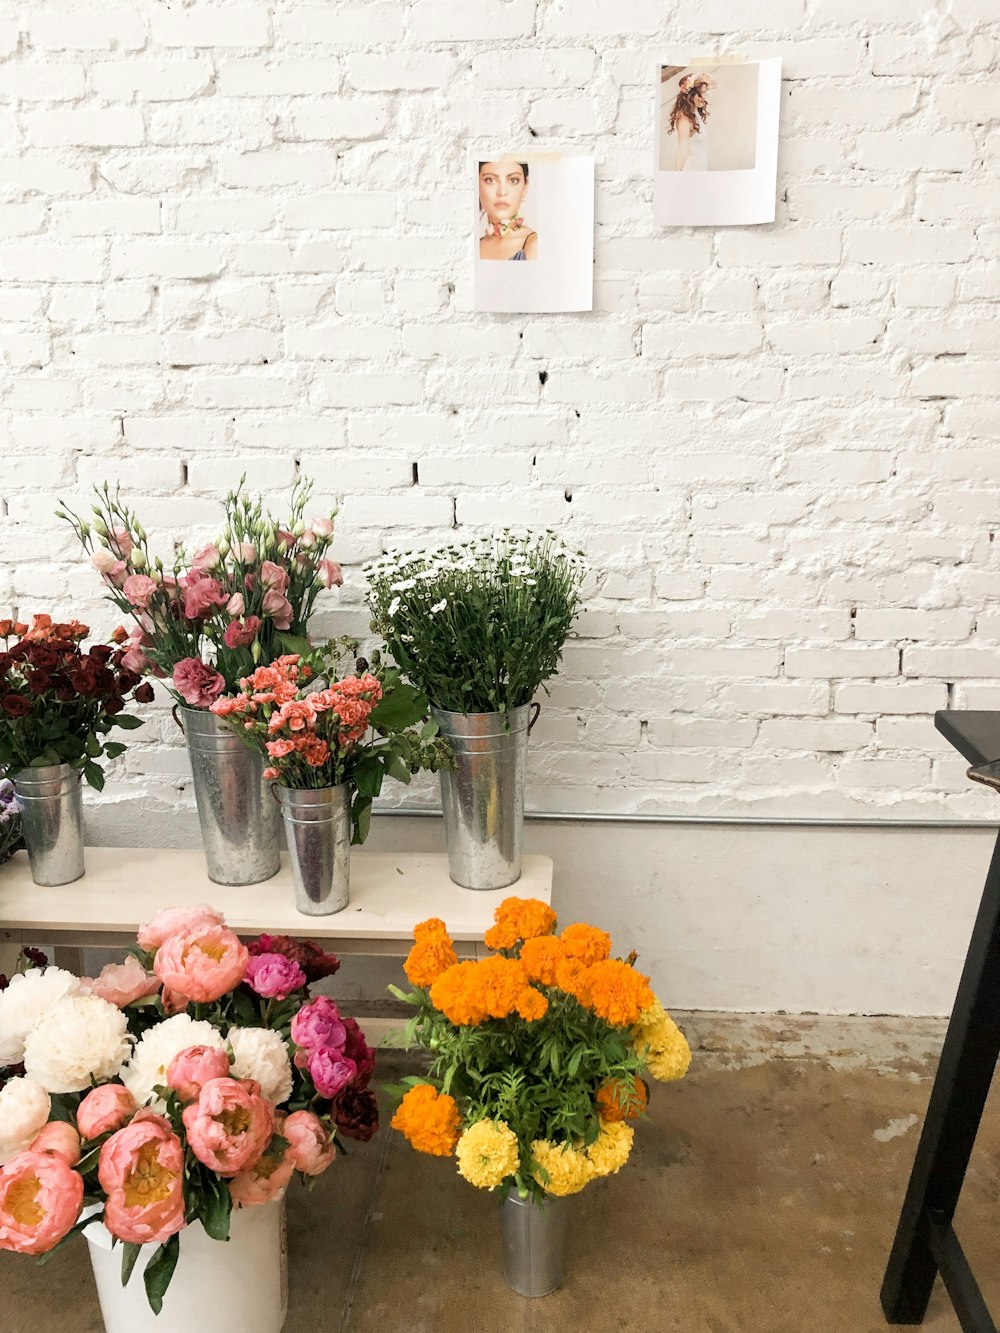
<box><xmin>369</xmin><ymin>683</ymin><xmax>424</xmax><ymax>731</ymax></box>
<box><xmin>83</xmin><ymin>761</ymin><xmax>104</xmax><ymax>791</ymax></box>
<box><xmin>351</xmin><ymin>799</ymin><xmax>372</xmax><ymax>847</ymax></box>
<box><xmin>277</xmin><ymin>633</ymin><xmax>311</xmax><ymax>658</ymax></box>
<box><xmin>121</xmin><ymin>1241</ymin><xmax>142</xmax><ymax>1288</ymax></box>
<box><xmin>112</xmin><ymin>714</ymin><xmax>143</xmax><ymax>730</ymax></box>
<box><xmin>199</xmin><ymin>1176</ymin><xmax>232</xmax><ymax>1242</ymax></box>
<box><xmin>104</xmin><ymin>742</ymin><xmax>127</xmax><ymax>759</ymax></box>
<box><xmin>143</xmin><ymin>1233</ymin><xmax>180</xmax><ymax>1314</ymax></box>
<box><xmin>385</xmin><ymin>751</ymin><xmax>411</xmax><ymax>784</ymax></box>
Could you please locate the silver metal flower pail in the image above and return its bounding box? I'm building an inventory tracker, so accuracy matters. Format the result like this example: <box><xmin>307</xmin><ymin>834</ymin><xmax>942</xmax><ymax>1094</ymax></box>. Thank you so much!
<box><xmin>500</xmin><ymin>1193</ymin><xmax>567</xmax><ymax>1298</ymax></box>
<box><xmin>431</xmin><ymin>703</ymin><xmax>538</xmax><ymax>891</ymax></box>
<box><xmin>273</xmin><ymin>782</ymin><xmax>351</xmax><ymax>916</ymax></box>
<box><xmin>176</xmin><ymin>705</ymin><xmax>281</xmax><ymax>886</ymax></box>
<box><xmin>11</xmin><ymin>763</ymin><xmax>85</xmax><ymax>887</ymax></box>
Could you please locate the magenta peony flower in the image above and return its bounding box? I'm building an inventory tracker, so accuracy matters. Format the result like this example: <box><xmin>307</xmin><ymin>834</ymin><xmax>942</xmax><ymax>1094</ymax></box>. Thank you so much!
<box><xmin>98</xmin><ymin>1112</ymin><xmax>185</xmax><ymax>1244</ymax></box>
<box><xmin>0</xmin><ymin>1149</ymin><xmax>84</xmax><ymax>1254</ymax></box>
<box><xmin>307</xmin><ymin>1049</ymin><xmax>357</xmax><ymax>1100</ymax></box>
<box><xmin>182</xmin><ymin>1078</ymin><xmax>273</xmax><ymax>1177</ymax></box>
<box><xmin>223</xmin><ymin>615</ymin><xmax>262</xmax><ymax>649</ymax></box>
<box><xmin>282</xmin><ymin>1110</ymin><xmax>336</xmax><ymax>1176</ymax></box>
<box><xmin>76</xmin><ymin>1084</ymin><xmax>136</xmax><ymax>1140</ymax></box>
<box><xmin>245</xmin><ymin>953</ymin><xmax>306</xmax><ymax>1000</ymax></box>
<box><xmin>172</xmin><ymin>657</ymin><xmax>226</xmax><ymax>708</ymax></box>
<box><xmin>154</xmin><ymin>924</ymin><xmax>248</xmax><ymax>1003</ymax></box>
<box><xmin>166</xmin><ymin>1045</ymin><xmax>230</xmax><ymax>1104</ymax></box>
<box><xmin>291</xmin><ymin>996</ymin><xmax>346</xmax><ymax>1054</ymax></box>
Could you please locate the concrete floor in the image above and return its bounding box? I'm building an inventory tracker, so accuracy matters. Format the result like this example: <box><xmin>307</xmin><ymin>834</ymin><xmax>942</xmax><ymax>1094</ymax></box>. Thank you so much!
<box><xmin>3</xmin><ymin>1012</ymin><xmax>999</xmax><ymax>1333</ymax></box>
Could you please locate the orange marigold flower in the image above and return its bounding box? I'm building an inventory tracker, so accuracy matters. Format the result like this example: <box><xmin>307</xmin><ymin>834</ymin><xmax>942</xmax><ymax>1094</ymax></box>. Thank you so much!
<box><xmin>483</xmin><ymin>897</ymin><xmax>557</xmax><ymax>951</ymax></box>
<box><xmin>520</xmin><ymin>935</ymin><xmax>567</xmax><ymax>987</ymax></box>
<box><xmin>554</xmin><ymin>955</ymin><xmax>591</xmax><ymax>1004</ymax></box>
<box><xmin>583</xmin><ymin>959</ymin><xmax>655</xmax><ymax>1028</ymax></box>
<box><xmin>560</xmin><ymin>922</ymin><xmax>612</xmax><ymax>966</ymax></box>
<box><xmin>404</xmin><ymin>933</ymin><xmax>459</xmax><ymax>989</ymax></box>
<box><xmin>596</xmin><ymin>1075</ymin><xmax>648</xmax><ymax>1124</ymax></box>
<box><xmin>516</xmin><ymin>988</ymin><xmax>549</xmax><ymax>1021</ymax></box>
<box><xmin>413</xmin><ymin>917</ymin><xmax>449</xmax><ymax>941</ymax></box>
<box><xmin>430</xmin><ymin>956</ymin><xmax>547</xmax><ymax>1027</ymax></box>
<box><xmin>390</xmin><ymin>1085</ymin><xmax>461</xmax><ymax>1156</ymax></box>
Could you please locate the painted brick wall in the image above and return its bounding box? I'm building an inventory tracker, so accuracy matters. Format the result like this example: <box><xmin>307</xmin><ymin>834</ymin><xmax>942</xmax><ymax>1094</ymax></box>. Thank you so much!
<box><xmin>1</xmin><ymin>0</ymin><xmax>999</xmax><ymax>827</ymax></box>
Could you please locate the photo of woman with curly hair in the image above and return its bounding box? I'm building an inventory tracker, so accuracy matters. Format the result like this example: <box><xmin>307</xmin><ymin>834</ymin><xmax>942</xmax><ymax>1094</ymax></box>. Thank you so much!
<box><xmin>659</xmin><ymin>64</ymin><xmax>760</xmax><ymax>173</ymax></box>
<box><xmin>668</xmin><ymin>75</ymin><xmax>714</xmax><ymax>172</ymax></box>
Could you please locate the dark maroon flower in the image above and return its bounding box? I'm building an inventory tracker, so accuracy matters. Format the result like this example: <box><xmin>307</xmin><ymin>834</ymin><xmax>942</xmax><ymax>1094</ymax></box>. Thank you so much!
<box><xmin>1</xmin><ymin>693</ymin><xmax>31</xmax><ymax>717</ymax></box>
<box><xmin>25</xmin><ymin>670</ymin><xmax>51</xmax><ymax>695</ymax></box>
<box><xmin>341</xmin><ymin>1017</ymin><xmax>375</xmax><ymax>1089</ymax></box>
<box><xmin>248</xmin><ymin>933</ymin><xmax>341</xmax><ymax>983</ymax></box>
<box><xmin>134</xmin><ymin>682</ymin><xmax>155</xmax><ymax>704</ymax></box>
<box><xmin>332</xmin><ymin>1086</ymin><xmax>379</xmax><ymax>1142</ymax></box>
<box><xmin>89</xmin><ymin>645</ymin><xmax>113</xmax><ymax>664</ymax></box>
<box><xmin>26</xmin><ymin>646</ymin><xmax>58</xmax><ymax>670</ymax></box>
<box><xmin>104</xmin><ymin>696</ymin><xmax>125</xmax><ymax>715</ymax></box>
<box><xmin>21</xmin><ymin>946</ymin><xmax>48</xmax><ymax>969</ymax></box>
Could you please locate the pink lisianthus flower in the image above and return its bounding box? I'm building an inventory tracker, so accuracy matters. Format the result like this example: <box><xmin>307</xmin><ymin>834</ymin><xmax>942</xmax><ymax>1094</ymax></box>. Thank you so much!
<box><xmin>182</xmin><ymin>574</ymin><xmax>228</xmax><ymax>622</ymax></box>
<box><xmin>98</xmin><ymin>1112</ymin><xmax>185</xmax><ymax>1245</ymax></box>
<box><xmin>223</xmin><ymin>615</ymin><xmax>262</xmax><ymax>649</ymax></box>
<box><xmin>228</xmin><ymin>1143</ymin><xmax>294</xmax><ymax>1208</ymax></box>
<box><xmin>191</xmin><ymin>543</ymin><xmax>220</xmax><ymax>572</ymax></box>
<box><xmin>137</xmin><ymin>904</ymin><xmax>224</xmax><ymax>953</ymax></box>
<box><xmin>245</xmin><ymin>953</ymin><xmax>306</xmax><ymax>1001</ymax></box>
<box><xmin>283</xmin><ymin>1110</ymin><xmax>337</xmax><ymax>1176</ymax></box>
<box><xmin>166</xmin><ymin>1045</ymin><xmax>231</xmax><ymax>1104</ymax></box>
<box><xmin>0</xmin><ymin>1149</ymin><xmax>84</xmax><ymax>1254</ymax></box>
<box><xmin>291</xmin><ymin>996</ymin><xmax>346</xmax><ymax>1054</ymax></box>
<box><xmin>122</xmin><ymin>573</ymin><xmax>158</xmax><ymax>611</ymax></box>
<box><xmin>89</xmin><ymin>956</ymin><xmax>160</xmax><ymax>1008</ymax></box>
<box><xmin>154</xmin><ymin>924</ymin><xmax>248</xmax><ymax>1003</ymax></box>
<box><xmin>77</xmin><ymin>1084</ymin><xmax>136</xmax><ymax>1140</ymax></box>
<box><xmin>238</xmin><ymin>543</ymin><xmax>256</xmax><ymax>563</ymax></box>
<box><xmin>307</xmin><ymin>1049</ymin><xmax>357</xmax><ymax>1100</ymax></box>
<box><xmin>317</xmin><ymin>560</ymin><xmax>343</xmax><ymax>589</ymax></box>
<box><xmin>261</xmin><ymin>588</ymin><xmax>293</xmax><ymax>630</ymax></box>
<box><xmin>121</xmin><ymin>625</ymin><xmax>154</xmax><ymax>676</ymax></box>
<box><xmin>109</xmin><ymin>527</ymin><xmax>133</xmax><ymax>558</ymax></box>
<box><xmin>260</xmin><ymin>560</ymin><xmax>289</xmax><ymax>593</ymax></box>
<box><xmin>29</xmin><ymin>1122</ymin><xmax>80</xmax><ymax>1166</ymax></box>
<box><xmin>182</xmin><ymin>1078</ymin><xmax>273</xmax><ymax>1177</ymax></box>
<box><xmin>275</xmin><ymin>530</ymin><xmax>296</xmax><ymax>552</ymax></box>
<box><xmin>309</xmin><ymin>516</ymin><xmax>334</xmax><ymax>539</ymax></box>
<box><xmin>173</xmin><ymin>657</ymin><xmax>226</xmax><ymax>708</ymax></box>
<box><xmin>226</xmin><ymin>592</ymin><xmax>245</xmax><ymax>616</ymax></box>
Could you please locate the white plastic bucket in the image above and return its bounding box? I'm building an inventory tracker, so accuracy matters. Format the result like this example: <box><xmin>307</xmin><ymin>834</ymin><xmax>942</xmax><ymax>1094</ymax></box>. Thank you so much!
<box><xmin>84</xmin><ymin>1200</ymin><xmax>288</xmax><ymax>1333</ymax></box>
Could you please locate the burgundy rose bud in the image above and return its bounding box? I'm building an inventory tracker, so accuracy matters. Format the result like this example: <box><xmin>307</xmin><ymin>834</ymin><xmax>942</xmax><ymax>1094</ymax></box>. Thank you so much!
<box><xmin>1</xmin><ymin>693</ymin><xmax>31</xmax><ymax>717</ymax></box>
<box><xmin>134</xmin><ymin>682</ymin><xmax>155</xmax><ymax>704</ymax></box>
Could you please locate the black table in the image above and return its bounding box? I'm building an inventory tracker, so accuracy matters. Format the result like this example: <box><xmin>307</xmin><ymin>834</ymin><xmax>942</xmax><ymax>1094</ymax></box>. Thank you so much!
<box><xmin>881</xmin><ymin>711</ymin><xmax>1000</xmax><ymax>1332</ymax></box>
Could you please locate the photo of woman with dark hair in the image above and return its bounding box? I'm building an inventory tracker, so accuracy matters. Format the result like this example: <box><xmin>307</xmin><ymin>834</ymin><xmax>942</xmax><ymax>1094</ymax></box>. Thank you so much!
<box><xmin>478</xmin><ymin>160</ymin><xmax>538</xmax><ymax>261</ymax></box>
<box><xmin>666</xmin><ymin>72</ymin><xmax>715</xmax><ymax>172</ymax></box>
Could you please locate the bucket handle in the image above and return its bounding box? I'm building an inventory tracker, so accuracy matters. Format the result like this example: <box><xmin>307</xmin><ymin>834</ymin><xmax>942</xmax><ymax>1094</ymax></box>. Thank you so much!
<box><xmin>172</xmin><ymin>704</ymin><xmax>185</xmax><ymax>734</ymax></box>
<box><xmin>528</xmin><ymin>702</ymin><xmax>541</xmax><ymax>733</ymax></box>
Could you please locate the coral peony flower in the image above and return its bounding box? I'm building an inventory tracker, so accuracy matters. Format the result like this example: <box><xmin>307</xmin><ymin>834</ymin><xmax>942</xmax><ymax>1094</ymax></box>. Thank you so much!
<box><xmin>77</xmin><ymin>1083</ymin><xmax>137</xmax><ymax>1140</ymax></box>
<box><xmin>153</xmin><ymin>923</ymin><xmax>249</xmax><ymax>1003</ymax></box>
<box><xmin>137</xmin><ymin>904</ymin><xmax>224</xmax><ymax>952</ymax></box>
<box><xmin>23</xmin><ymin>995</ymin><xmax>132</xmax><ymax>1094</ymax></box>
<box><xmin>0</xmin><ymin>967</ymin><xmax>82</xmax><ymax>1065</ymax></box>
<box><xmin>228</xmin><ymin>1144</ymin><xmax>294</xmax><ymax>1208</ymax></box>
<box><xmin>182</xmin><ymin>1078</ymin><xmax>273</xmax><ymax>1177</ymax></box>
<box><xmin>166</xmin><ymin>1045</ymin><xmax>231</xmax><ymax>1104</ymax></box>
<box><xmin>29</xmin><ymin>1122</ymin><xmax>80</xmax><ymax>1165</ymax></box>
<box><xmin>122</xmin><ymin>574</ymin><xmax>158</xmax><ymax>611</ymax></box>
<box><xmin>291</xmin><ymin>996</ymin><xmax>346</xmax><ymax>1054</ymax></box>
<box><xmin>0</xmin><ymin>1078</ymin><xmax>51</xmax><ymax>1165</ymax></box>
<box><xmin>282</xmin><ymin>1111</ymin><xmax>336</xmax><ymax>1176</ymax></box>
<box><xmin>245</xmin><ymin>953</ymin><xmax>305</xmax><ymax>1000</ymax></box>
<box><xmin>0</xmin><ymin>1149</ymin><xmax>84</xmax><ymax>1254</ymax></box>
<box><xmin>121</xmin><ymin>1015</ymin><xmax>225</xmax><ymax>1111</ymax></box>
<box><xmin>172</xmin><ymin>657</ymin><xmax>226</xmax><ymax>708</ymax></box>
<box><xmin>483</xmin><ymin>897</ymin><xmax>557</xmax><ymax>952</ymax></box>
<box><xmin>98</xmin><ymin>1113</ymin><xmax>185</xmax><ymax>1244</ymax></box>
<box><xmin>227</xmin><ymin>1028</ymin><xmax>292</xmax><ymax>1106</ymax></box>
<box><xmin>88</xmin><ymin>956</ymin><xmax>160</xmax><ymax>1009</ymax></box>
<box><xmin>455</xmin><ymin>1119</ymin><xmax>520</xmax><ymax>1190</ymax></box>
<box><xmin>307</xmin><ymin>1049</ymin><xmax>356</xmax><ymax>1100</ymax></box>
<box><xmin>390</xmin><ymin>1085</ymin><xmax>460</xmax><ymax>1157</ymax></box>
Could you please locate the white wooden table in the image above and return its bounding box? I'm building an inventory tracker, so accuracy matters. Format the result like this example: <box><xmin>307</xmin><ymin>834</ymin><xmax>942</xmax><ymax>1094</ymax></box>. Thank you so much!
<box><xmin>0</xmin><ymin>847</ymin><xmax>554</xmax><ymax>961</ymax></box>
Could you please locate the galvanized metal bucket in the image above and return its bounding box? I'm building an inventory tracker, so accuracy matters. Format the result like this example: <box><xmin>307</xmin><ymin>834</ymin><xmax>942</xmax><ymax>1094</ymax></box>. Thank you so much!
<box><xmin>431</xmin><ymin>703</ymin><xmax>539</xmax><ymax>891</ymax></box>
<box><xmin>176</xmin><ymin>705</ymin><xmax>281</xmax><ymax>886</ymax></box>
<box><xmin>273</xmin><ymin>782</ymin><xmax>351</xmax><ymax>916</ymax></box>
<box><xmin>11</xmin><ymin>763</ymin><xmax>85</xmax><ymax>887</ymax></box>
<box><xmin>500</xmin><ymin>1193</ymin><xmax>566</xmax><ymax>1298</ymax></box>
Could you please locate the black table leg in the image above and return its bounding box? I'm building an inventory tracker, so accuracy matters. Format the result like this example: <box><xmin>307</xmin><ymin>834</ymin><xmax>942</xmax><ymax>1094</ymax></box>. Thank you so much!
<box><xmin>881</xmin><ymin>826</ymin><xmax>1000</xmax><ymax>1326</ymax></box>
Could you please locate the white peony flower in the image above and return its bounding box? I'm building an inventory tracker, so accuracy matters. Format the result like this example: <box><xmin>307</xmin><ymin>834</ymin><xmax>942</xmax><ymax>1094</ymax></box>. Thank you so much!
<box><xmin>0</xmin><ymin>967</ymin><xmax>83</xmax><ymax>1065</ymax></box>
<box><xmin>0</xmin><ymin>1077</ymin><xmax>51</xmax><ymax>1164</ymax></box>
<box><xmin>23</xmin><ymin>995</ymin><xmax>132</xmax><ymax>1094</ymax></box>
<box><xmin>228</xmin><ymin>1027</ymin><xmax>293</xmax><ymax>1106</ymax></box>
<box><xmin>120</xmin><ymin>1014</ymin><xmax>226</xmax><ymax>1111</ymax></box>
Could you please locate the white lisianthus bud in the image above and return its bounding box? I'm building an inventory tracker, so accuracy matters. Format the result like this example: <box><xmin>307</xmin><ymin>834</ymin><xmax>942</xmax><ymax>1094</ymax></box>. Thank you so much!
<box><xmin>292</xmin><ymin>519</ymin><xmax>306</xmax><ymax>537</ymax></box>
<box><xmin>92</xmin><ymin>517</ymin><xmax>109</xmax><ymax>537</ymax></box>
<box><xmin>298</xmin><ymin>530</ymin><xmax>316</xmax><ymax>550</ymax></box>
<box><xmin>309</xmin><ymin>517</ymin><xmax>334</xmax><ymax>538</ymax></box>
<box><xmin>135</xmin><ymin>523</ymin><xmax>147</xmax><ymax>541</ymax></box>
<box><xmin>239</xmin><ymin>542</ymin><xmax>256</xmax><ymax>563</ymax></box>
<box><xmin>131</xmin><ymin>548</ymin><xmax>147</xmax><ymax>570</ymax></box>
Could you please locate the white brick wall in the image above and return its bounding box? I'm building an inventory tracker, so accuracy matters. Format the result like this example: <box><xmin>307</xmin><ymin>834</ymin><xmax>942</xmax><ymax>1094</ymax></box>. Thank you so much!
<box><xmin>0</xmin><ymin>0</ymin><xmax>998</xmax><ymax>824</ymax></box>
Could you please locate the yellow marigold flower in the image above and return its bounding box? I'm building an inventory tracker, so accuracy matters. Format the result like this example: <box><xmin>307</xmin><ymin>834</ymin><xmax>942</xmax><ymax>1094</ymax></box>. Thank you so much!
<box><xmin>582</xmin><ymin>959</ymin><xmax>654</xmax><ymax>1028</ymax></box>
<box><xmin>391</xmin><ymin>1084</ymin><xmax>461</xmax><ymax>1156</ymax></box>
<box><xmin>559</xmin><ymin>922</ymin><xmax>611</xmax><ymax>966</ymax></box>
<box><xmin>455</xmin><ymin>1119</ymin><xmax>521</xmax><ymax>1189</ymax></box>
<box><xmin>404</xmin><ymin>932</ymin><xmax>459</xmax><ymax>988</ymax></box>
<box><xmin>596</xmin><ymin>1074</ymin><xmax>648</xmax><ymax>1123</ymax></box>
<box><xmin>586</xmin><ymin>1122</ymin><xmax>634</xmax><ymax>1178</ymax></box>
<box><xmin>430</xmin><ymin>956</ymin><xmax>547</xmax><ymax>1027</ymax></box>
<box><xmin>520</xmin><ymin>935</ymin><xmax>567</xmax><ymax>986</ymax></box>
<box><xmin>484</xmin><ymin>897</ymin><xmax>557</xmax><ymax>951</ymax></box>
<box><xmin>531</xmin><ymin>1139</ymin><xmax>593</xmax><ymax>1197</ymax></box>
<box><xmin>633</xmin><ymin>997</ymin><xmax>692</xmax><ymax>1083</ymax></box>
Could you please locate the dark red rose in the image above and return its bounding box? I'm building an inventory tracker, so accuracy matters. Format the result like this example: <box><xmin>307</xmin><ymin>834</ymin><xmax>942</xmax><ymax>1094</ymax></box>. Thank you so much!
<box><xmin>134</xmin><ymin>682</ymin><xmax>155</xmax><ymax>704</ymax></box>
<box><xmin>117</xmin><ymin>669</ymin><xmax>141</xmax><ymax>693</ymax></box>
<box><xmin>332</xmin><ymin>1086</ymin><xmax>378</xmax><ymax>1142</ymax></box>
<box><xmin>1</xmin><ymin>693</ymin><xmax>31</xmax><ymax>717</ymax></box>
<box><xmin>341</xmin><ymin>1017</ymin><xmax>375</xmax><ymax>1088</ymax></box>
<box><xmin>21</xmin><ymin>946</ymin><xmax>48</xmax><ymax>969</ymax></box>
<box><xmin>25</xmin><ymin>670</ymin><xmax>51</xmax><ymax>695</ymax></box>
<box><xmin>56</xmin><ymin>685</ymin><xmax>76</xmax><ymax>702</ymax></box>
<box><xmin>104</xmin><ymin>696</ymin><xmax>125</xmax><ymax>715</ymax></box>
<box><xmin>7</xmin><ymin>645</ymin><xmax>27</xmax><ymax>663</ymax></box>
<box><xmin>89</xmin><ymin>645</ymin><xmax>113</xmax><ymax>664</ymax></box>
<box><xmin>92</xmin><ymin>667</ymin><xmax>116</xmax><ymax>695</ymax></box>
<box><xmin>26</xmin><ymin>645</ymin><xmax>58</xmax><ymax>670</ymax></box>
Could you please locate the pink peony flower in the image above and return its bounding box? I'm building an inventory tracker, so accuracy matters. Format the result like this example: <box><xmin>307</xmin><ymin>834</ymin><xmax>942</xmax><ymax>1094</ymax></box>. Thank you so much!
<box><xmin>172</xmin><ymin>657</ymin><xmax>226</xmax><ymax>708</ymax></box>
<box><xmin>0</xmin><ymin>1149</ymin><xmax>84</xmax><ymax>1254</ymax></box>
<box><xmin>191</xmin><ymin>543</ymin><xmax>220</xmax><ymax>571</ymax></box>
<box><xmin>182</xmin><ymin>574</ymin><xmax>228</xmax><ymax>622</ymax></box>
<box><xmin>29</xmin><ymin>1122</ymin><xmax>80</xmax><ymax>1165</ymax></box>
<box><xmin>138</xmin><ymin>905</ymin><xmax>224</xmax><ymax>953</ymax></box>
<box><xmin>161</xmin><ymin>988</ymin><xmax>189</xmax><ymax>1016</ymax></box>
<box><xmin>245</xmin><ymin>953</ymin><xmax>306</xmax><ymax>1001</ymax></box>
<box><xmin>89</xmin><ymin>956</ymin><xmax>160</xmax><ymax>1009</ymax></box>
<box><xmin>98</xmin><ymin>1112</ymin><xmax>185</xmax><ymax>1244</ymax></box>
<box><xmin>317</xmin><ymin>560</ymin><xmax>343</xmax><ymax>589</ymax></box>
<box><xmin>166</xmin><ymin>1045</ymin><xmax>230</xmax><ymax>1104</ymax></box>
<box><xmin>261</xmin><ymin>588</ymin><xmax>293</xmax><ymax>630</ymax></box>
<box><xmin>291</xmin><ymin>997</ymin><xmax>346</xmax><ymax>1054</ymax></box>
<box><xmin>223</xmin><ymin>615</ymin><xmax>262</xmax><ymax>649</ymax></box>
<box><xmin>282</xmin><ymin>1110</ymin><xmax>336</xmax><ymax>1176</ymax></box>
<box><xmin>307</xmin><ymin>1049</ymin><xmax>357</xmax><ymax>1100</ymax></box>
<box><xmin>228</xmin><ymin>1144</ymin><xmax>294</xmax><ymax>1208</ymax></box>
<box><xmin>154</xmin><ymin>924</ymin><xmax>248</xmax><ymax>1003</ymax></box>
<box><xmin>77</xmin><ymin>1084</ymin><xmax>137</xmax><ymax>1140</ymax></box>
<box><xmin>182</xmin><ymin>1078</ymin><xmax>273</xmax><ymax>1177</ymax></box>
<box><xmin>122</xmin><ymin>574</ymin><xmax>158</xmax><ymax>610</ymax></box>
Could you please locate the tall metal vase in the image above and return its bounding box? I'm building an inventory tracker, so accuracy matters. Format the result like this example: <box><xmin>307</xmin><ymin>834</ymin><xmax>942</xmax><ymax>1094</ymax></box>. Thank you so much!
<box><xmin>431</xmin><ymin>703</ymin><xmax>538</xmax><ymax>891</ymax></box>
<box><xmin>177</xmin><ymin>706</ymin><xmax>280</xmax><ymax>886</ymax></box>
<box><xmin>11</xmin><ymin>763</ymin><xmax>85</xmax><ymax>887</ymax></box>
<box><xmin>274</xmin><ymin>782</ymin><xmax>351</xmax><ymax>915</ymax></box>
<box><xmin>500</xmin><ymin>1193</ymin><xmax>567</xmax><ymax>1298</ymax></box>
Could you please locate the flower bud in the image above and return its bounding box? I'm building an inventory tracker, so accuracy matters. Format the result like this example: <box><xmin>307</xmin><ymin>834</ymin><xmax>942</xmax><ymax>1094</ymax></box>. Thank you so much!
<box><xmin>92</xmin><ymin>517</ymin><xmax>108</xmax><ymax>536</ymax></box>
<box><xmin>131</xmin><ymin>549</ymin><xmax>147</xmax><ymax>570</ymax></box>
<box><xmin>292</xmin><ymin>519</ymin><xmax>306</xmax><ymax>537</ymax></box>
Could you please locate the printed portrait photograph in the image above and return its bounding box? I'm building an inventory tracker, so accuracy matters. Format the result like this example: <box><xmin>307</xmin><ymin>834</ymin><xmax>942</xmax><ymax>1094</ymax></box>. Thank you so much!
<box><xmin>477</xmin><ymin>157</ymin><xmax>539</xmax><ymax>262</ymax></box>
<box><xmin>658</xmin><ymin>63</ymin><xmax>761</xmax><ymax>173</ymax></box>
